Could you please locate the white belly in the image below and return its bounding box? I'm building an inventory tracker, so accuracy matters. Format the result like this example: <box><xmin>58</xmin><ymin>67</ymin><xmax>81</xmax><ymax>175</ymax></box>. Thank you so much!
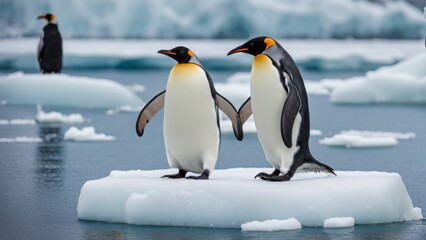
<box><xmin>163</xmin><ymin>63</ymin><xmax>219</xmax><ymax>174</ymax></box>
<box><xmin>250</xmin><ymin>54</ymin><xmax>301</xmax><ymax>173</ymax></box>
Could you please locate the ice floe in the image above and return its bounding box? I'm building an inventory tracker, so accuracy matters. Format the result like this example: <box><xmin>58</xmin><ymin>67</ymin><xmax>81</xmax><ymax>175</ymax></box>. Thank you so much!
<box><xmin>241</xmin><ymin>218</ymin><xmax>302</xmax><ymax>232</ymax></box>
<box><xmin>323</xmin><ymin>217</ymin><xmax>355</xmax><ymax>228</ymax></box>
<box><xmin>330</xmin><ymin>54</ymin><xmax>426</xmax><ymax>104</ymax></box>
<box><xmin>319</xmin><ymin>130</ymin><xmax>415</xmax><ymax>148</ymax></box>
<box><xmin>64</xmin><ymin>126</ymin><xmax>115</xmax><ymax>141</ymax></box>
<box><xmin>0</xmin><ymin>136</ymin><xmax>43</xmax><ymax>143</ymax></box>
<box><xmin>77</xmin><ymin>168</ymin><xmax>422</xmax><ymax>228</ymax></box>
<box><xmin>0</xmin><ymin>39</ymin><xmax>423</xmax><ymax>71</ymax></box>
<box><xmin>0</xmin><ymin>119</ymin><xmax>36</xmax><ymax>125</ymax></box>
<box><xmin>0</xmin><ymin>72</ymin><xmax>144</xmax><ymax>109</ymax></box>
<box><xmin>36</xmin><ymin>105</ymin><xmax>84</xmax><ymax>123</ymax></box>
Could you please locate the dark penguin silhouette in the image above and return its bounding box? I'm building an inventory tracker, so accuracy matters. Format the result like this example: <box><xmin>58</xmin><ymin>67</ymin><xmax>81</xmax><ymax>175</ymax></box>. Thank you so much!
<box><xmin>37</xmin><ymin>13</ymin><xmax>62</xmax><ymax>73</ymax></box>
<box><xmin>228</xmin><ymin>36</ymin><xmax>336</xmax><ymax>182</ymax></box>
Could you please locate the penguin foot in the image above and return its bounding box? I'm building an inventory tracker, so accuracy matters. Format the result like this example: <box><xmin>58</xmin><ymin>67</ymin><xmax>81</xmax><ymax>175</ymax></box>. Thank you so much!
<box><xmin>186</xmin><ymin>170</ymin><xmax>209</xmax><ymax>180</ymax></box>
<box><xmin>260</xmin><ymin>171</ymin><xmax>294</xmax><ymax>182</ymax></box>
<box><xmin>161</xmin><ymin>169</ymin><xmax>187</xmax><ymax>179</ymax></box>
<box><xmin>254</xmin><ymin>169</ymin><xmax>280</xmax><ymax>179</ymax></box>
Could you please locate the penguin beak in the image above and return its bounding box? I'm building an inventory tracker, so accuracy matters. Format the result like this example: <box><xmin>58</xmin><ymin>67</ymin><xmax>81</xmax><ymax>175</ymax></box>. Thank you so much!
<box><xmin>37</xmin><ymin>15</ymin><xmax>47</xmax><ymax>20</ymax></box>
<box><xmin>157</xmin><ymin>49</ymin><xmax>176</xmax><ymax>56</ymax></box>
<box><xmin>227</xmin><ymin>45</ymin><xmax>249</xmax><ymax>56</ymax></box>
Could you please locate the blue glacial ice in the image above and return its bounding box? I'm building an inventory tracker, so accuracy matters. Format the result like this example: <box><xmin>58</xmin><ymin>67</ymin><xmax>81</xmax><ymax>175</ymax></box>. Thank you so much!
<box><xmin>0</xmin><ymin>38</ymin><xmax>423</xmax><ymax>71</ymax></box>
<box><xmin>0</xmin><ymin>72</ymin><xmax>144</xmax><ymax>109</ymax></box>
<box><xmin>1</xmin><ymin>0</ymin><xmax>425</xmax><ymax>39</ymax></box>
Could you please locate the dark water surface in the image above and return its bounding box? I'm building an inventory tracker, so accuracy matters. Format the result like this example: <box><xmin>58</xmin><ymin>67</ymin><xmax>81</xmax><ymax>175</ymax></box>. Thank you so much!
<box><xmin>0</xmin><ymin>69</ymin><xmax>425</xmax><ymax>239</ymax></box>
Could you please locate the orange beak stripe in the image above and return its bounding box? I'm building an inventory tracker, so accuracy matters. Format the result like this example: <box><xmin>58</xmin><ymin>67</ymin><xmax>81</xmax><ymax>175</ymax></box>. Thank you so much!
<box><xmin>161</xmin><ymin>51</ymin><xmax>176</xmax><ymax>55</ymax></box>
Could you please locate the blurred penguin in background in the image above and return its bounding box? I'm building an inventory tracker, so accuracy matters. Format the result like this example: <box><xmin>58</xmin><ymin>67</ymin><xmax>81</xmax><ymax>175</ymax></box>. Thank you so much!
<box><xmin>37</xmin><ymin>13</ymin><xmax>62</xmax><ymax>73</ymax></box>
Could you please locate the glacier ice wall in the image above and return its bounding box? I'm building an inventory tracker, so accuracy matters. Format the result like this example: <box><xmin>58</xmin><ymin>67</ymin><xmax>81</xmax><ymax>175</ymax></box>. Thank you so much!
<box><xmin>1</xmin><ymin>0</ymin><xmax>425</xmax><ymax>39</ymax></box>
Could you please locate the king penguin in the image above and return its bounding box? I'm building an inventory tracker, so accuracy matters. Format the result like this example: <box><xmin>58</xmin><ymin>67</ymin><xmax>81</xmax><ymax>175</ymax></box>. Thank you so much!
<box><xmin>136</xmin><ymin>46</ymin><xmax>243</xmax><ymax>179</ymax></box>
<box><xmin>37</xmin><ymin>13</ymin><xmax>62</xmax><ymax>74</ymax></box>
<box><xmin>228</xmin><ymin>36</ymin><xmax>336</xmax><ymax>181</ymax></box>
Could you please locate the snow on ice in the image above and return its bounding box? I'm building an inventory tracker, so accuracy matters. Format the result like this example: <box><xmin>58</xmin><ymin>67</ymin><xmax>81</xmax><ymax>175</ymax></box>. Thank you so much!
<box><xmin>330</xmin><ymin>54</ymin><xmax>426</xmax><ymax>104</ymax></box>
<box><xmin>77</xmin><ymin>168</ymin><xmax>423</xmax><ymax>228</ymax></box>
<box><xmin>0</xmin><ymin>119</ymin><xmax>36</xmax><ymax>125</ymax></box>
<box><xmin>36</xmin><ymin>105</ymin><xmax>84</xmax><ymax>123</ymax></box>
<box><xmin>64</xmin><ymin>126</ymin><xmax>115</xmax><ymax>141</ymax></box>
<box><xmin>0</xmin><ymin>72</ymin><xmax>144</xmax><ymax>109</ymax></box>
<box><xmin>0</xmin><ymin>136</ymin><xmax>43</xmax><ymax>143</ymax></box>
<box><xmin>319</xmin><ymin>130</ymin><xmax>415</xmax><ymax>148</ymax></box>
<box><xmin>241</xmin><ymin>218</ymin><xmax>302</xmax><ymax>232</ymax></box>
<box><xmin>323</xmin><ymin>217</ymin><xmax>355</xmax><ymax>228</ymax></box>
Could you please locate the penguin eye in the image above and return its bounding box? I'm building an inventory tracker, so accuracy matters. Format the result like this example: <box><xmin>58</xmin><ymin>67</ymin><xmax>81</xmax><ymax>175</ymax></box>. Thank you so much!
<box><xmin>249</xmin><ymin>42</ymin><xmax>254</xmax><ymax>47</ymax></box>
<box><xmin>179</xmin><ymin>50</ymin><xmax>184</xmax><ymax>54</ymax></box>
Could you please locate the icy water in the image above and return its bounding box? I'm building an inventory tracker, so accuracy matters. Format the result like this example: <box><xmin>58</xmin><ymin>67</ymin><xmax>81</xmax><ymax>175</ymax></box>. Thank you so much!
<box><xmin>1</xmin><ymin>69</ymin><xmax>425</xmax><ymax>239</ymax></box>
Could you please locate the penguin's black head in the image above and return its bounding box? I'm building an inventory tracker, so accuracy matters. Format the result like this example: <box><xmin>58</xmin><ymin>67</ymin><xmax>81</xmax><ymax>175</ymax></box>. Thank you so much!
<box><xmin>37</xmin><ymin>13</ymin><xmax>56</xmax><ymax>23</ymax></box>
<box><xmin>227</xmin><ymin>36</ymin><xmax>276</xmax><ymax>56</ymax></box>
<box><xmin>158</xmin><ymin>46</ymin><xmax>196</xmax><ymax>63</ymax></box>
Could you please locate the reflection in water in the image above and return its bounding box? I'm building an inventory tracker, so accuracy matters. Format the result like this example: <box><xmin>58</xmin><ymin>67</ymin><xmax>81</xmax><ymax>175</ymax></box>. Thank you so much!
<box><xmin>35</xmin><ymin>124</ymin><xmax>64</xmax><ymax>189</ymax></box>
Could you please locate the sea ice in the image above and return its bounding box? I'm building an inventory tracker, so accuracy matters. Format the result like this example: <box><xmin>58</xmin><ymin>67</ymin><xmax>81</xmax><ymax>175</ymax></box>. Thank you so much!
<box><xmin>323</xmin><ymin>217</ymin><xmax>355</xmax><ymax>228</ymax></box>
<box><xmin>241</xmin><ymin>218</ymin><xmax>302</xmax><ymax>232</ymax></box>
<box><xmin>0</xmin><ymin>119</ymin><xmax>36</xmax><ymax>125</ymax></box>
<box><xmin>0</xmin><ymin>136</ymin><xmax>43</xmax><ymax>143</ymax></box>
<box><xmin>64</xmin><ymin>126</ymin><xmax>115</xmax><ymax>141</ymax></box>
<box><xmin>36</xmin><ymin>105</ymin><xmax>84</xmax><ymax>123</ymax></box>
<box><xmin>0</xmin><ymin>39</ymin><xmax>423</xmax><ymax>71</ymax></box>
<box><xmin>77</xmin><ymin>168</ymin><xmax>423</xmax><ymax>228</ymax></box>
<box><xmin>319</xmin><ymin>130</ymin><xmax>415</xmax><ymax>148</ymax></box>
<box><xmin>0</xmin><ymin>72</ymin><xmax>144</xmax><ymax>109</ymax></box>
<box><xmin>330</xmin><ymin>54</ymin><xmax>426</xmax><ymax>104</ymax></box>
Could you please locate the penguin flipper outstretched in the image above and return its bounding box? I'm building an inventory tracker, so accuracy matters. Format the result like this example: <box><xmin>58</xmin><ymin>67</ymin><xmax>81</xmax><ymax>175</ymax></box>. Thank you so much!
<box><xmin>136</xmin><ymin>90</ymin><xmax>166</xmax><ymax>136</ymax></box>
<box><xmin>238</xmin><ymin>97</ymin><xmax>252</xmax><ymax>125</ymax></box>
<box><xmin>281</xmin><ymin>79</ymin><xmax>301</xmax><ymax>148</ymax></box>
<box><xmin>216</xmin><ymin>93</ymin><xmax>243</xmax><ymax>141</ymax></box>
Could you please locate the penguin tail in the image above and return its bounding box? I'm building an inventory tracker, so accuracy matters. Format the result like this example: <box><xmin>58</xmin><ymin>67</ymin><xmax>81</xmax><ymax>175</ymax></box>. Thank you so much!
<box><xmin>300</xmin><ymin>156</ymin><xmax>337</xmax><ymax>176</ymax></box>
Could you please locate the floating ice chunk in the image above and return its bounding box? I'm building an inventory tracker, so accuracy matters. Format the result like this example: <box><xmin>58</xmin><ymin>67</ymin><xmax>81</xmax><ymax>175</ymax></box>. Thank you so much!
<box><xmin>77</xmin><ymin>168</ymin><xmax>422</xmax><ymax>228</ymax></box>
<box><xmin>319</xmin><ymin>130</ymin><xmax>414</xmax><ymax>148</ymax></box>
<box><xmin>241</xmin><ymin>218</ymin><xmax>302</xmax><ymax>232</ymax></box>
<box><xmin>0</xmin><ymin>136</ymin><xmax>43</xmax><ymax>143</ymax></box>
<box><xmin>323</xmin><ymin>217</ymin><xmax>355</xmax><ymax>228</ymax></box>
<box><xmin>0</xmin><ymin>119</ymin><xmax>36</xmax><ymax>125</ymax></box>
<box><xmin>331</xmin><ymin>54</ymin><xmax>426</xmax><ymax>104</ymax></box>
<box><xmin>126</xmin><ymin>84</ymin><xmax>146</xmax><ymax>93</ymax></box>
<box><xmin>106</xmin><ymin>105</ymin><xmax>142</xmax><ymax>115</ymax></box>
<box><xmin>64</xmin><ymin>126</ymin><xmax>114</xmax><ymax>141</ymax></box>
<box><xmin>310</xmin><ymin>129</ymin><xmax>323</xmax><ymax>136</ymax></box>
<box><xmin>0</xmin><ymin>72</ymin><xmax>144</xmax><ymax>109</ymax></box>
<box><xmin>36</xmin><ymin>105</ymin><xmax>84</xmax><ymax>123</ymax></box>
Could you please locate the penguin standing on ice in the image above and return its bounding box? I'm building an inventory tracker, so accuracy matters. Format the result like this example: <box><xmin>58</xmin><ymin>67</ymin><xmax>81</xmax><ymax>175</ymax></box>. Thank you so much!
<box><xmin>37</xmin><ymin>13</ymin><xmax>62</xmax><ymax>73</ymax></box>
<box><xmin>228</xmin><ymin>36</ymin><xmax>335</xmax><ymax>181</ymax></box>
<box><xmin>136</xmin><ymin>46</ymin><xmax>243</xmax><ymax>179</ymax></box>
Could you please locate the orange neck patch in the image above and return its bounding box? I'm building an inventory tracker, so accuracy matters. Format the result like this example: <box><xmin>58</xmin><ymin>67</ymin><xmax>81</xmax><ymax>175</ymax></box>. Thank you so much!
<box><xmin>264</xmin><ymin>38</ymin><xmax>276</xmax><ymax>50</ymax></box>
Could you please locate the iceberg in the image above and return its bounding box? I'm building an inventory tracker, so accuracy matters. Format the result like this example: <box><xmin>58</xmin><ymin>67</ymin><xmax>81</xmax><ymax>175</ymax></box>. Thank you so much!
<box><xmin>1</xmin><ymin>0</ymin><xmax>424</xmax><ymax>39</ymax></box>
<box><xmin>36</xmin><ymin>105</ymin><xmax>85</xmax><ymax>123</ymax></box>
<box><xmin>0</xmin><ymin>119</ymin><xmax>36</xmax><ymax>125</ymax></box>
<box><xmin>319</xmin><ymin>130</ymin><xmax>415</xmax><ymax>148</ymax></box>
<box><xmin>323</xmin><ymin>217</ymin><xmax>355</xmax><ymax>228</ymax></box>
<box><xmin>0</xmin><ymin>136</ymin><xmax>43</xmax><ymax>143</ymax></box>
<box><xmin>0</xmin><ymin>72</ymin><xmax>144</xmax><ymax>109</ymax></box>
<box><xmin>77</xmin><ymin>168</ymin><xmax>422</xmax><ymax>228</ymax></box>
<box><xmin>0</xmin><ymin>38</ymin><xmax>423</xmax><ymax>71</ymax></box>
<box><xmin>64</xmin><ymin>126</ymin><xmax>115</xmax><ymax>141</ymax></box>
<box><xmin>241</xmin><ymin>218</ymin><xmax>302</xmax><ymax>231</ymax></box>
<box><xmin>330</xmin><ymin>54</ymin><xmax>426</xmax><ymax>104</ymax></box>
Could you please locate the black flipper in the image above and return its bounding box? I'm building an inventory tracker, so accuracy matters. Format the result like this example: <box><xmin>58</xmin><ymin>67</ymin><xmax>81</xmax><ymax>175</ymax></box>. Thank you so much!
<box><xmin>135</xmin><ymin>90</ymin><xmax>166</xmax><ymax>137</ymax></box>
<box><xmin>238</xmin><ymin>97</ymin><xmax>252</xmax><ymax>125</ymax></box>
<box><xmin>281</xmin><ymin>79</ymin><xmax>301</xmax><ymax>148</ymax></box>
<box><xmin>216</xmin><ymin>93</ymin><xmax>243</xmax><ymax>141</ymax></box>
